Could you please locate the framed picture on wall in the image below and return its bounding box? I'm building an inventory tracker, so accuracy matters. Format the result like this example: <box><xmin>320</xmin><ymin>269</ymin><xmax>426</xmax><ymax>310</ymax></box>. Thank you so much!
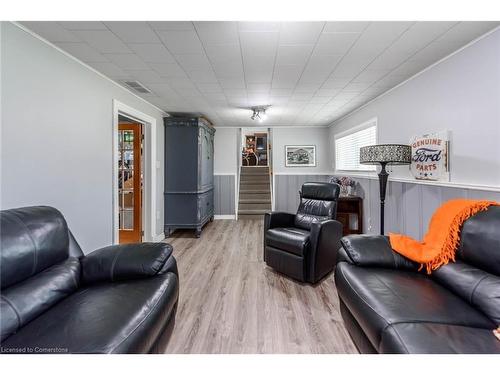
<box><xmin>285</xmin><ymin>145</ymin><xmax>316</xmax><ymax>167</ymax></box>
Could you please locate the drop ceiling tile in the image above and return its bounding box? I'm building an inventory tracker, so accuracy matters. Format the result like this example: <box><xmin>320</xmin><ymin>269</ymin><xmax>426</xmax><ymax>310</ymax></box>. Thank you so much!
<box><xmin>280</xmin><ymin>22</ymin><xmax>325</xmax><ymax>44</ymax></box>
<box><xmin>414</xmin><ymin>40</ymin><xmax>465</xmax><ymax>62</ymax></box>
<box><xmin>276</xmin><ymin>44</ymin><xmax>314</xmax><ymax>66</ymax></box>
<box><xmin>175</xmin><ymin>87</ymin><xmax>203</xmax><ymax>97</ymax></box>
<box><xmin>343</xmin><ymin>82</ymin><xmax>372</xmax><ymax>92</ymax></box>
<box><xmin>204</xmin><ymin>44</ymin><xmax>242</xmax><ymax>64</ymax></box>
<box><xmin>240</xmin><ymin>31</ymin><xmax>279</xmax><ymax>57</ymax></box>
<box><xmin>147</xmin><ymin>83</ymin><xmax>178</xmax><ymax>98</ymax></box>
<box><xmin>313</xmin><ymin>32</ymin><xmax>359</xmax><ymax>55</ymax></box>
<box><xmin>104</xmin><ymin>53</ymin><xmax>150</xmax><ymax>70</ymax></box>
<box><xmin>218</xmin><ymin>78</ymin><xmax>246</xmax><ymax>89</ymax></box>
<box><xmin>125</xmin><ymin>70</ymin><xmax>169</xmax><ymax>84</ymax></box>
<box><xmin>315</xmin><ymin>88</ymin><xmax>341</xmax><ymax>96</ymax></box>
<box><xmin>197</xmin><ymin>83</ymin><xmax>223</xmax><ymax>93</ymax></box>
<box><xmin>22</xmin><ymin>22</ymin><xmax>80</xmax><ymax>42</ymax></box>
<box><xmin>351</xmin><ymin>68</ymin><xmax>391</xmax><ymax>83</ymax></box>
<box><xmin>238</xmin><ymin>22</ymin><xmax>281</xmax><ymax>32</ymax></box>
<box><xmin>187</xmin><ymin>70</ymin><xmax>219</xmax><ymax>83</ymax></box>
<box><xmin>213</xmin><ymin>62</ymin><xmax>244</xmax><ymax>79</ymax></box>
<box><xmin>437</xmin><ymin>21</ymin><xmax>500</xmax><ymax>44</ymax></box>
<box><xmin>127</xmin><ymin>43</ymin><xmax>175</xmax><ymax>63</ymax></box>
<box><xmin>104</xmin><ymin>22</ymin><xmax>160</xmax><ymax>43</ymax></box>
<box><xmin>194</xmin><ymin>21</ymin><xmax>239</xmax><ymax>45</ymax></box>
<box><xmin>59</xmin><ymin>21</ymin><xmax>108</xmax><ymax>30</ymax></box>
<box><xmin>321</xmin><ymin>76</ymin><xmax>351</xmax><ymax>89</ymax></box>
<box><xmin>174</xmin><ymin>53</ymin><xmax>212</xmax><ymax>71</ymax></box>
<box><xmin>72</xmin><ymin>30</ymin><xmax>131</xmax><ymax>53</ymax></box>
<box><xmin>270</xmin><ymin>88</ymin><xmax>294</xmax><ymax>96</ymax></box>
<box><xmin>272</xmin><ymin>65</ymin><xmax>303</xmax><ymax>88</ymax></box>
<box><xmin>149</xmin><ymin>63</ymin><xmax>187</xmax><ymax>78</ymax></box>
<box><xmin>295</xmin><ymin>83</ymin><xmax>322</xmax><ymax>92</ymax></box>
<box><xmin>165</xmin><ymin>77</ymin><xmax>197</xmax><ymax>89</ymax></box>
<box><xmin>247</xmin><ymin>83</ymin><xmax>271</xmax><ymax>92</ymax></box>
<box><xmin>324</xmin><ymin>21</ymin><xmax>370</xmax><ymax>33</ymax></box>
<box><xmin>158</xmin><ymin>30</ymin><xmax>204</xmax><ymax>54</ymax></box>
<box><xmin>291</xmin><ymin>92</ymin><xmax>314</xmax><ymax>100</ymax></box>
<box><xmin>54</xmin><ymin>42</ymin><xmax>109</xmax><ymax>62</ymax></box>
<box><xmin>224</xmin><ymin>89</ymin><xmax>248</xmax><ymax>97</ymax></box>
<box><xmin>148</xmin><ymin>22</ymin><xmax>194</xmax><ymax>31</ymax></box>
<box><xmin>87</xmin><ymin>62</ymin><xmax>130</xmax><ymax>78</ymax></box>
<box><xmin>387</xmin><ymin>22</ymin><xmax>458</xmax><ymax>56</ymax></box>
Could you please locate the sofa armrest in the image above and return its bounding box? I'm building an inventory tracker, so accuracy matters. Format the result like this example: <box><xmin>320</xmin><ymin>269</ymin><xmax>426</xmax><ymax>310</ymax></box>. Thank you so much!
<box><xmin>308</xmin><ymin>219</ymin><xmax>343</xmax><ymax>282</ymax></box>
<box><xmin>81</xmin><ymin>242</ymin><xmax>175</xmax><ymax>285</ymax></box>
<box><xmin>340</xmin><ymin>235</ymin><xmax>419</xmax><ymax>271</ymax></box>
<box><xmin>264</xmin><ymin>211</ymin><xmax>296</xmax><ymax>231</ymax></box>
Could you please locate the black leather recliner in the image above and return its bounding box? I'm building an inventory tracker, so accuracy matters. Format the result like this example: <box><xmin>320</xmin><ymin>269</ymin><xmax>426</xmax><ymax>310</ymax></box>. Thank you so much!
<box><xmin>0</xmin><ymin>206</ymin><xmax>179</xmax><ymax>354</ymax></box>
<box><xmin>264</xmin><ymin>182</ymin><xmax>342</xmax><ymax>283</ymax></box>
<box><xmin>335</xmin><ymin>205</ymin><xmax>500</xmax><ymax>354</ymax></box>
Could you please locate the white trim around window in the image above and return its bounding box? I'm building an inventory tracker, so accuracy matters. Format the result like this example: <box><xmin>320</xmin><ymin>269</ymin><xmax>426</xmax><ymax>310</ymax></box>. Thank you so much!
<box><xmin>334</xmin><ymin>117</ymin><xmax>378</xmax><ymax>173</ymax></box>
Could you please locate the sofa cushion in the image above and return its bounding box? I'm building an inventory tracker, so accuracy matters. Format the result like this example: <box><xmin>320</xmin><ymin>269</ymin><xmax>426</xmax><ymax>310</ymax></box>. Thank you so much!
<box><xmin>0</xmin><ymin>257</ymin><xmax>80</xmax><ymax>342</ymax></box>
<box><xmin>0</xmin><ymin>273</ymin><xmax>178</xmax><ymax>354</ymax></box>
<box><xmin>266</xmin><ymin>227</ymin><xmax>310</xmax><ymax>256</ymax></box>
<box><xmin>458</xmin><ymin>206</ymin><xmax>500</xmax><ymax>276</ymax></box>
<box><xmin>335</xmin><ymin>262</ymin><xmax>495</xmax><ymax>350</ymax></box>
<box><xmin>1</xmin><ymin>206</ymin><xmax>70</xmax><ymax>289</ymax></box>
<box><xmin>432</xmin><ymin>260</ymin><xmax>500</xmax><ymax>325</ymax></box>
<box><xmin>379</xmin><ymin>322</ymin><xmax>500</xmax><ymax>354</ymax></box>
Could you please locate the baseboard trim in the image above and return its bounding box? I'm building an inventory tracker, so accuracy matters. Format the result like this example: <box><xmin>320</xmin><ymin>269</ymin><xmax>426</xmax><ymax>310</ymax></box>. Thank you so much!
<box><xmin>214</xmin><ymin>215</ymin><xmax>236</xmax><ymax>220</ymax></box>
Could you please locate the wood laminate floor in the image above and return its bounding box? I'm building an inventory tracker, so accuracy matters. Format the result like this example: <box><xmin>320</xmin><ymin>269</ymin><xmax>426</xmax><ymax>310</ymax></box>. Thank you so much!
<box><xmin>163</xmin><ymin>219</ymin><xmax>358</xmax><ymax>354</ymax></box>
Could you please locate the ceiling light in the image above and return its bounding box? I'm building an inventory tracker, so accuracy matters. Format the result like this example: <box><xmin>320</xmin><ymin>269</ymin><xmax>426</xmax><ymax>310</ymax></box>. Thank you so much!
<box><xmin>250</xmin><ymin>106</ymin><xmax>270</xmax><ymax>122</ymax></box>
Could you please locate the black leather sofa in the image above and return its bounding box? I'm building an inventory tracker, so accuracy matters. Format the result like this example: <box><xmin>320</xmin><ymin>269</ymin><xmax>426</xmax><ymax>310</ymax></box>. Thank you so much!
<box><xmin>335</xmin><ymin>205</ymin><xmax>500</xmax><ymax>354</ymax></box>
<box><xmin>264</xmin><ymin>182</ymin><xmax>343</xmax><ymax>283</ymax></box>
<box><xmin>0</xmin><ymin>206</ymin><xmax>179</xmax><ymax>354</ymax></box>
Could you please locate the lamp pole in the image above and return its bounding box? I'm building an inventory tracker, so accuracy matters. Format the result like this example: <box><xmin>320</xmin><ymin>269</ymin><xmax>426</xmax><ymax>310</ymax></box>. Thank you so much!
<box><xmin>378</xmin><ymin>162</ymin><xmax>389</xmax><ymax>235</ymax></box>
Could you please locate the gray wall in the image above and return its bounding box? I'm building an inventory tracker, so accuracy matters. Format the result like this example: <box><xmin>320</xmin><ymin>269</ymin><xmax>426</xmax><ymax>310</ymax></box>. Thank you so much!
<box><xmin>274</xmin><ymin>174</ymin><xmax>331</xmax><ymax>212</ymax></box>
<box><xmin>274</xmin><ymin>174</ymin><xmax>500</xmax><ymax>239</ymax></box>
<box><xmin>1</xmin><ymin>22</ymin><xmax>166</xmax><ymax>253</ymax></box>
<box><xmin>352</xmin><ymin>178</ymin><xmax>500</xmax><ymax>238</ymax></box>
<box><xmin>272</xmin><ymin>127</ymin><xmax>333</xmax><ymax>174</ymax></box>
<box><xmin>214</xmin><ymin>175</ymin><xmax>236</xmax><ymax>215</ymax></box>
<box><xmin>324</xmin><ymin>28</ymin><xmax>500</xmax><ymax>238</ymax></box>
<box><xmin>214</xmin><ymin>127</ymin><xmax>238</xmax><ymax>174</ymax></box>
<box><xmin>329</xmin><ymin>29</ymin><xmax>500</xmax><ymax>186</ymax></box>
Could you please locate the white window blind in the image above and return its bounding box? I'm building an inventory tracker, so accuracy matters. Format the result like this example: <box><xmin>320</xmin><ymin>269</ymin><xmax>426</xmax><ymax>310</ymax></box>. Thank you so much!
<box><xmin>335</xmin><ymin>123</ymin><xmax>377</xmax><ymax>171</ymax></box>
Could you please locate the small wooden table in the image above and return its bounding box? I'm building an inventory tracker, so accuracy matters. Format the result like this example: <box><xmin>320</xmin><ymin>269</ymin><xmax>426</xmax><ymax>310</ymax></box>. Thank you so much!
<box><xmin>337</xmin><ymin>196</ymin><xmax>363</xmax><ymax>236</ymax></box>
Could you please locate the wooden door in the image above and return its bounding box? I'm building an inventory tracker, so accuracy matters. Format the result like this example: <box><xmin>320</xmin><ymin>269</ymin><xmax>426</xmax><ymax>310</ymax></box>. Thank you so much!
<box><xmin>118</xmin><ymin>123</ymin><xmax>143</xmax><ymax>243</ymax></box>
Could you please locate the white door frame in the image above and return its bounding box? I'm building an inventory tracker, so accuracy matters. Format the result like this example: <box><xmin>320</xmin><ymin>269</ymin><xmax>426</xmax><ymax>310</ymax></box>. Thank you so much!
<box><xmin>112</xmin><ymin>99</ymin><xmax>158</xmax><ymax>244</ymax></box>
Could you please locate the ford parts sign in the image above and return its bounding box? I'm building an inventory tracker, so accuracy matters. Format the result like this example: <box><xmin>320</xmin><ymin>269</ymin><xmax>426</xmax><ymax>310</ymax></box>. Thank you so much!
<box><xmin>410</xmin><ymin>131</ymin><xmax>449</xmax><ymax>181</ymax></box>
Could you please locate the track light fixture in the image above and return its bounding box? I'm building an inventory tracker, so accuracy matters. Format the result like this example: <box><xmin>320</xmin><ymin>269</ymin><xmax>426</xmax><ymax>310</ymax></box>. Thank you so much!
<box><xmin>250</xmin><ymin>106</ymin><xmax>270</xmax><ymax>122</ymax></box>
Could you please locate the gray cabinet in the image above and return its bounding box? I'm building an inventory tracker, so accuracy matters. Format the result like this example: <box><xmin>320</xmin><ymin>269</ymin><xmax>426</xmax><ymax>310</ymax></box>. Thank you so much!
<box><xmin>164</xmin><ymin>117</ymin><xmax>215</xmax><ymax>237</ymax></box>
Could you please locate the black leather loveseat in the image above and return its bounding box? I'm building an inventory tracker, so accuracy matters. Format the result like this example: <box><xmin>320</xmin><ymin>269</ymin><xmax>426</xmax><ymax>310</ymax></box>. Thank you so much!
<box><xmin>335</xmin><ymin>205</ymin><xmax>500</xmax><ymax>354</ymax></box>
<box><xmin>0</xmin><ymin>206</ymin><xmax>179</xmax><ymax>354</ymax></box>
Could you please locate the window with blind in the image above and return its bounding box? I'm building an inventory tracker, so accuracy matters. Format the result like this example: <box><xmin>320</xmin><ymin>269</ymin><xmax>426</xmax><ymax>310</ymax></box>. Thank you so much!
<box><xmin>335</xmin><ymin>122</ymin><xmax>377</xmax><ymax>171</ymax></box>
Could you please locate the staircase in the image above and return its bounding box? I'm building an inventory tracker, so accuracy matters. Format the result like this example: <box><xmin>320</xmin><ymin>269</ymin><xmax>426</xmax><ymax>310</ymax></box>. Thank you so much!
<box><xmin>238</xmin><ymin>166</ymin><xmax>272</xmax><ymax>220</ymax></box>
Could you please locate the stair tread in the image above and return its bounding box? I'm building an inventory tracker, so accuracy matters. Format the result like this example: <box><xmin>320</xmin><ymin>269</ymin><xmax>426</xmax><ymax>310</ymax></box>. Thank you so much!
<box><xmin>239</xmin><ymin>199</ymin><xmax>271</xmax><ymax>203</ymax></box>
<box><xmin>238</xmin><ymin>209</ymin><xmax>270</xmax><ymax>214</ymax></box>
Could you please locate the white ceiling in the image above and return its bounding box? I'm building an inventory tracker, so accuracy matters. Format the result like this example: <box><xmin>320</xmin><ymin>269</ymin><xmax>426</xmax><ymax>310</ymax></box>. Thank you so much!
<box><xmin>21</xmin><ymin>21</ymin><xmax>499</xmax><ymax>127</ymax></box>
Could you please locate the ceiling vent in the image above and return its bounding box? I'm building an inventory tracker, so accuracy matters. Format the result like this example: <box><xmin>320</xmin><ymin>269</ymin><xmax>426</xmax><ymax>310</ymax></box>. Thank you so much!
<box><xmin>122</xmin><ymin>80</ymin><xmax>152</xmax><ymax>94</ymax></box>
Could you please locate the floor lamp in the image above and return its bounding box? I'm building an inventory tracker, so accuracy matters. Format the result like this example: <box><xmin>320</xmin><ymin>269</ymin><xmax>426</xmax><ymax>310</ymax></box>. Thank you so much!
<box><xmin>359</xmin><ymin>144</ymin><xmax>412</xmax><ymax>235</ymax></box>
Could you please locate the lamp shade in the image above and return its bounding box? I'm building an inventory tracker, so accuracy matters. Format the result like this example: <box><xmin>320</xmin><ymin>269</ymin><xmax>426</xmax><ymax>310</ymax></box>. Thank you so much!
<box><xmin>360</xmin><ymin>144</ymin><xmax>411</xmax><ymax>165</ymax></box>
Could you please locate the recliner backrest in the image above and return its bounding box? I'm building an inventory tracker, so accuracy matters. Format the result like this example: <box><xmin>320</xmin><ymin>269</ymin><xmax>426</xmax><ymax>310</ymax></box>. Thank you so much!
<box><xmin>432</xmin><ymin>205</ymin><xmax>500</xmax><ymax>325</ymax></box>
<box><xmin>0</xmin><ymin>206</ymin><xmax>82</xmax><ymax>342</ymax></box>
<box><xmin>294</xmin><ymin>182</ymin><xmax>340</xmax><ymax>230</ymax></box>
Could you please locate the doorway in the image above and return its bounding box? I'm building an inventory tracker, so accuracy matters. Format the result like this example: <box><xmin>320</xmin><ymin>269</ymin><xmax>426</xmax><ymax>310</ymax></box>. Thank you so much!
<box><xmin>118</xmin><ymin>117</ymin><xmax>144</xmax><ymax>243</ymax></box>
<box><xmin>242</xmin><ymin>131</ymin><xmax>268</xmax><ymax>166</ymax></box>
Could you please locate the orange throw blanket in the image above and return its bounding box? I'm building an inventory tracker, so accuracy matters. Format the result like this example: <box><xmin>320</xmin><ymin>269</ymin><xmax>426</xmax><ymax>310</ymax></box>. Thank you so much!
<box><xmin>389</xmin><ymin>199</ymin><xmax>499</xmax><ymax>274</ymax></box>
